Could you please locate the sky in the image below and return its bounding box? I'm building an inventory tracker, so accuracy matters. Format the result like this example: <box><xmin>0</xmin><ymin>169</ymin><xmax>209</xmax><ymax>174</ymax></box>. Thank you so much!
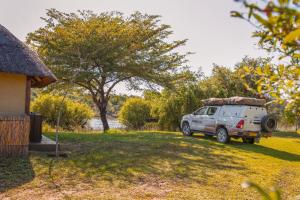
<box><xmin>0</xmin><ymin>0</ymin><xmax>267</xmax><ymax>94</ymax></box>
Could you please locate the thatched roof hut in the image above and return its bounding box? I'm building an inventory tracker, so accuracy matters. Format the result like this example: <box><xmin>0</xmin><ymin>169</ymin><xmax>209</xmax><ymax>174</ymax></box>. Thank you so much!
<box><xmin>0</xmin><ymin>24</ymin><xmax>56</xmax><ymax>87</ymax></box>
<box><xmin>0</xmin><ymin>24</ymin><xmax>56</xmax><ymax>156</ymax></box>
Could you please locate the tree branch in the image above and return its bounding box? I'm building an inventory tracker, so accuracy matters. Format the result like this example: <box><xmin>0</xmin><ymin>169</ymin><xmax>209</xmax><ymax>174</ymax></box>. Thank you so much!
<box><xmin>105</xmin><ymin>76</ymin><xmax>131</xmax><ymax>98</ymax></box>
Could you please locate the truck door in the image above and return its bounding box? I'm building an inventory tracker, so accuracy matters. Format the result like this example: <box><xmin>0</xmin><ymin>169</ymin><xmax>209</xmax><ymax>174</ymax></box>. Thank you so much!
<box><xmin>190</xmin><ymin>107</ymin><xmax>207</xmax><ymax>131</ymax></box>
<box><xmin>202</xmin><ymin>106</ymin><xmax>219</xmax><ymax>133</ymax></box>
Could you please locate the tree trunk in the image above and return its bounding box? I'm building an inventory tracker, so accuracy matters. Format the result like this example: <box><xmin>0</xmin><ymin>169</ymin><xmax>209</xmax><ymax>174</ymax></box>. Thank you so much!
<box><xmin>95</xmin><ymin>101</ymin><xmax>110</xmax><ymax>131</ymax></box>
<box><xmin>100</xmin><ymin>111</ymin><xmax>109</xmax><ymax>131</ymax></box>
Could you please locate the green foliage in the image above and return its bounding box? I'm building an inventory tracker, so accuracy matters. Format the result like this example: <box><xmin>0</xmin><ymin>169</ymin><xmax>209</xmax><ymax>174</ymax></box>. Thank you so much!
<box><xmin>232</xmin><ymin>0</ymin><xmax>300</xmax><ymax>58</ymax></box>
<box><xmin>233</xmin><ymin>0</ymin><xmax>300</xmax><ymax>106</ymax></box>
<box><xmin>200</xmin><ymin>64</ymin><xmax>257</xmax><ymax>98</ymax></box>
<box><xmin>284</xmin><ymin>100</ymin><xmax>300</xmax><ymax>129</ymax></box>
<box><xmin>144</xmin><ymin>83</ymin><xmax>203</xmax><ymax>131</ymax></box>
<box><xmin>118</xmin><ymin>98</ymin><xmax>151</xmax><ymax>129</ymax></box>
<box><xmin>31</xmin><ymin>94</ymin><xmax>94</xmax><ymax>130</ymax></box>
<box><xmin>27</xmin><ymin>9</ymin><xmax>190</xmax><ymax>130</ymax></box>
<box><xmin>42</xmin><ymin>122</ymin><xmax>55</xmax><ymax>133</ymax></box>
<box><xmin>144</xmin><ymin>62</ymin><xmax>262</xmax><ymax>131</ymax></box>
<box><xmin>235</xmin><ymin>56</ymin><xmax>272</xmax><ymax>95</ymax></box>
<box><xmin>107</xmin><ymin>94</ymin><xmax>131</xmax><ymax>116</ymax></box>
<box><xmin>157</xmin><ymin>93</ymin><xmax>186</xmax><ymax>131</ymax></box>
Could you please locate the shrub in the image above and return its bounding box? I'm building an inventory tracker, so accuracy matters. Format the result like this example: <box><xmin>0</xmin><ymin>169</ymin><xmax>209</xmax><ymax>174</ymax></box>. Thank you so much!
<box><xmin>42</xmin><ymin>122</ymin><xmax>55</xmax><ymax>133</ymax></box>
<box><xmin>31</xmin><ymin>94</ymin><xmax>94</xmax><ymax>130</ymax></box>
<box><xmin>151</xmin><ymin>86</ymin><xmax>201</xmax><ymax>131</ymax></box>
<box><xmin>118</xmin><ymin>98</ymin><xmax>151</xmax><ymax>129</ymax></box>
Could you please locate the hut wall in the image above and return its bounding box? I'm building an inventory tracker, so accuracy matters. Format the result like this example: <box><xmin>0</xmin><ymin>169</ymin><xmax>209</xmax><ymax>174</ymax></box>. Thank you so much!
<box><xmin>0</xmin><ymin>115</ymin><xmax>30</xmax><ymax>156</ymax></box>
<box><xmin>0</xmin><ymin>72</ymin><xmax>26</xmax><ymax>115</ymax></box>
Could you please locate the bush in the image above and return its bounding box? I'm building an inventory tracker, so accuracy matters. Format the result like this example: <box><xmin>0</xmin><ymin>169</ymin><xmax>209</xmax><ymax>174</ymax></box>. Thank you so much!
<box><xmin>42</xmin><ymin>122</ymin><xmax>55</xmax><ymax>133</ymax></box>
<box><xmin>118</xmin><ymin>98</ymin><xmax>151</xmax><ymax>129</ymax></box>
<box><xmin>149</xmin><ymin>86</ymin><xmax>202</xmax><ymax>131</ymax></box>
<box><xmin>31</xmin><ymin>94</ymin><xmax>94</xmax><ymax>130</ymax></box>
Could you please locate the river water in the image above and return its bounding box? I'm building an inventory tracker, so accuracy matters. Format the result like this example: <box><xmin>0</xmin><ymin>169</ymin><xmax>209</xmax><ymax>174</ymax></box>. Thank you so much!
<box><xmin>88</xmin><ymin>118</ymin><xmax>125</xmax><ymax>130</ymax></box>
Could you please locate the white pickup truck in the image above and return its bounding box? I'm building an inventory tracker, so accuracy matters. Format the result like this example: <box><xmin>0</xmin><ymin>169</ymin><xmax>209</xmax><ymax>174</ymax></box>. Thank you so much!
<box><xmin>181</xmin><ymin>98</ymin><xmax>276</xmax><ymax>144</ymax></box>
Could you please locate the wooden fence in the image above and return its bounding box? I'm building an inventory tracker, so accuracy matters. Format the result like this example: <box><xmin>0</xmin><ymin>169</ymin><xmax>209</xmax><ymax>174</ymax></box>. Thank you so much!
<box><xmin>0</xmin><ymin>115</ymin><xmax>30</xmax><ymax>156</ymax></box>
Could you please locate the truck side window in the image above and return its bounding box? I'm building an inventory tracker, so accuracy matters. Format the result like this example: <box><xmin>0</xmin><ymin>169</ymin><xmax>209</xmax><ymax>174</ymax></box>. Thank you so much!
<box><xmin>207</xmin><ymin>107</ymin><xmax>217</xmax><ymax>115</ymax></box>
<box><xmin>194</xmin><ymin>107</ymin><xmax>207</xmax><ymax>115</ymax></box>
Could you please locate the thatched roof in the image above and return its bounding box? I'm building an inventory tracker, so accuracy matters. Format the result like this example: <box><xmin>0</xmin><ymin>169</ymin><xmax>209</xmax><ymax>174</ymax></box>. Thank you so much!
<box><xmin>0</xmin><ymin>24</ymin><xmax>56</xmax><ymax>88</ymax></box>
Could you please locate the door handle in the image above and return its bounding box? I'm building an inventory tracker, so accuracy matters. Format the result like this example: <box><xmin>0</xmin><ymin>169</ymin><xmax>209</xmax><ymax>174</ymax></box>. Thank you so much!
<box><xmin>210</xmin><ymin>118</ymin><xmax>214</xmax><ymax>119</ymax></box>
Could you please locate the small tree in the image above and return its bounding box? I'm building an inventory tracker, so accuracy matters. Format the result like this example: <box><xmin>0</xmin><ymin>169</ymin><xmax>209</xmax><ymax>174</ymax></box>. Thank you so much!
<box><xmin>118</xmin><ymin>98</ymin><xmax>151</xmax><ymax>129</ymax></box>
<box><xmin>27</xmin><ymin>9</ymin><xmax>189</xmax><ymax>131</ymax></box>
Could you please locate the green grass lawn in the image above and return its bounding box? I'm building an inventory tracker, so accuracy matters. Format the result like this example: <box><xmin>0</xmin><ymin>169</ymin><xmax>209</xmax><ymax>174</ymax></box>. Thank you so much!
<box><xmin>1</xmin><ymin>130</ymin><xmax>300</xmax><ymax>199</ymax></box>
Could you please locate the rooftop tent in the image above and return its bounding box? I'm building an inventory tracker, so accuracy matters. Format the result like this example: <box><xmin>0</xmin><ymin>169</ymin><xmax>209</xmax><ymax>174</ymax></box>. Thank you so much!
<box><xmin>202</xmin><ymin>96</ymin><xmax>266</xmax><ymax>107</ymax></box>
<box><xmin>0</xmin><ymin>24</ymin><xmax>56</xmax><ymax>87</ymax></box>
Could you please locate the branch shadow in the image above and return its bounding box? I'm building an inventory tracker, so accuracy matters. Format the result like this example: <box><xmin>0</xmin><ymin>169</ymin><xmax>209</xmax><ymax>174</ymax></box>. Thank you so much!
<box><xmin>228</xmin><ymin>141</ymin><xmax>300</xmax><ymax>162</ymax></box>
<box><xmin>272</xmin><ymin>131</ymin><xmax>300</xmax><ymax>139</ymax></box>
<box><xmin>0</xmin><ymin>157</ymin><xmax>35</xmax><ymax>193</ymax></box>
<box><xmin>53</xmin><ymin>132</ymin><xmax>247</xmax><ymax>185</ymax></box>
<box><xmin>192</xmin><ymin>132</ymin><xmax>300</xmax><ymax>162</ymax></box>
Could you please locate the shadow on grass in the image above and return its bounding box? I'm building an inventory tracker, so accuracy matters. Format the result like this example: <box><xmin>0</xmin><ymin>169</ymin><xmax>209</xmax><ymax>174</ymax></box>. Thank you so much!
<box><xmin>0</xmin><ymin>157</ymin><xmax>35</xmax><ymax>192</ymax></box>
<box><xmin>272</xmin><ymin>131</ymin><xmax>300</xmax><ymax>139</ymax></box>
<box><xmin>47</xmin><ymin>131</ymin><xmax>247</xmax><ymax>185</ymax></box>
<box><xmin>228</xmin><ymin>141</ymin><xmax>300</xmax><ymax>162</ymax></box>
<box><xmin>192</xmin><ymin>133</ymin><xmax>300</xmax><ymax>162</ymax></box>
<box><xmin>44</xmin><ymin>130</ymin><xmax>300</xmax><ymax>188</ymax></box>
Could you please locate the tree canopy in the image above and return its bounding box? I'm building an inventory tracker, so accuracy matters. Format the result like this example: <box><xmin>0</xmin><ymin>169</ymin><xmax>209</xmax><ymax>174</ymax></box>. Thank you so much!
<box><xmin>27</xmin><ymin>9</ymin><xmax>190</xmax><ymax>130</ymax></box>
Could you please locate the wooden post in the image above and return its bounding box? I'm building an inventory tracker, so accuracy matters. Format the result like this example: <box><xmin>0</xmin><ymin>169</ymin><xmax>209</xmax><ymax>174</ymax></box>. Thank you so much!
<box><xmin>25</xmin><ymin>77</ymin><xmax>31</xmax><ymax>115</ymax></box>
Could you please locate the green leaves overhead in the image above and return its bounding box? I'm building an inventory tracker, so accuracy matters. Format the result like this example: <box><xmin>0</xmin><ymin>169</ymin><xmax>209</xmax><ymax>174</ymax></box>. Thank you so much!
<box><xmin>284</xmin><ymin>29</ymin><xmax>300</xmax><ymax>44</ymax></box>
<box><xmin>234</xmin><ymin>0</ymin><xmax>300</xmax><ymax>105</ymax></box>
<box><xmin>233</xmin><ymin>1</ymin><xmax>300</xmax><ymax>58</ymax></box>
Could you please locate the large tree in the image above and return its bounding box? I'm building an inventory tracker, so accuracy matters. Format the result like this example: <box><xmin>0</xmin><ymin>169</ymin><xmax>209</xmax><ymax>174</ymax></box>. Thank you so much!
<box><xmin>27</xmin><ymin>9</ymin><xmax>189</xmax><ymax>131</ymax></box>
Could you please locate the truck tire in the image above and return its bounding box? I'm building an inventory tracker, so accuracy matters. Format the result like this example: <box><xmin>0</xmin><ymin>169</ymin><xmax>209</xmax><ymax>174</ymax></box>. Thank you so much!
<box><xmin>261</xmin><ymin>115</ymin><xmax>277</xmax><ymax>132</ymax></box>
<box><xmin>216</xmin><ymin>127</ymin><xmax>230</xmax><ymax>143</ymax></box>
<box><xmin>182</xmin><ymin>122</ymin><xmax>193</xmax><ymax>136</ymax></box>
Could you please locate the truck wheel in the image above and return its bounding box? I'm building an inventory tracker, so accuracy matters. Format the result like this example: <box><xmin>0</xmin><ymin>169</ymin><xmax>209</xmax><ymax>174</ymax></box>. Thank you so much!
<box><xmin>182</xmin><ymin>122</ymin><xmax>193</xmax><ymax>136</ymax></box>
<box><xmin>242</xmin><ymin>138</ymin><xmax>255</xmax><ymax>144</ymax></box>
<box><xmin>261</xmin><ymin>115</ymin><xmax>277</xmax><ymax>132</ymax></box>
<box><xmin>216</xmin><ymin>128</ymin><xmax>230</xmax><ymax>143</ymax></box>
